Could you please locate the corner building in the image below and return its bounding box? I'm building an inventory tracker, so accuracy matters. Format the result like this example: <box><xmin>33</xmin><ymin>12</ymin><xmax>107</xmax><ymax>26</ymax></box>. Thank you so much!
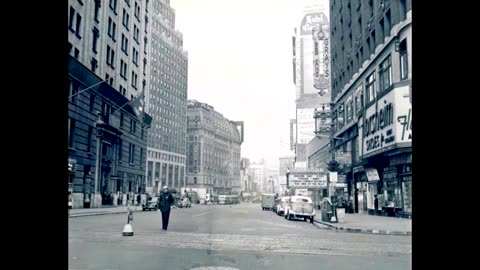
<box><xmin>186</xmin><ymin>100</ymin><xmax>243</xmax><ymax>197</ymax></box>
<box><xmin>329</xmin><ymin>0</ymin><xmax>411</xmax><ymax>217</ymax></box>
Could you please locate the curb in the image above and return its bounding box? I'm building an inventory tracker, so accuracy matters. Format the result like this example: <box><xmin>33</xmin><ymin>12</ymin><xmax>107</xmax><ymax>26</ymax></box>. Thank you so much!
<box><xmin>312</xmin><ymin>220</ymin><xmax>411</xmax><ymax>236</ymax></box>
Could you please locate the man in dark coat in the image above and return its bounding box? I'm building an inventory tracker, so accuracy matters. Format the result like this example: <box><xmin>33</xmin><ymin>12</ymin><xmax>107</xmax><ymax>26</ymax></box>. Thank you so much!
<box><xmin>158</xmin><ymin>186</ymin><xmax>174</xmax><ymax>231</ymax></box>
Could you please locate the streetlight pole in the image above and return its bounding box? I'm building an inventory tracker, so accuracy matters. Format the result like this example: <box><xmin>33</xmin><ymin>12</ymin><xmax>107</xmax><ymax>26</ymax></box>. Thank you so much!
<box><xmin>93</xmin><ymin>112</ymin><xmax>104</xmax><ymax>208</ymax></box>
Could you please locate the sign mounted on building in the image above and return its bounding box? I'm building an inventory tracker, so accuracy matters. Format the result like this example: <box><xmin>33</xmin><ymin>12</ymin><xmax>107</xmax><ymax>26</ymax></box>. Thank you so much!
<box><xmin>362</xmin><ymin>86</ymin><xmax>412</xmax><ymax>158</ymax></box>
<box><xmin>299</xmin><ymin>12</ymin><xmax>329</xmax><ymax>37</ymax></box>
<box><xmin>365</xmin><ymin>168</ymin><xmax>380</xmax><ymax>181</ymax></box>
<box><xmin>329</xmin><ymin>172</ymin><xmax>338</xmax><ymax>183</ymax></box>
<box><xmin>289</xmin><ymin>172</ymin><xmax>327</xmax><ymax>188</ymax></box>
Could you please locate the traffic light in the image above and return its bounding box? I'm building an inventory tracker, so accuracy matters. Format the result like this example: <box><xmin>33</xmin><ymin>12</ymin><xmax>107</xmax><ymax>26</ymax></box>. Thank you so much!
<box><xmin>327</xmin><ymin>160</ymin><xmax>340</xmax><ymax>172</ymax></box>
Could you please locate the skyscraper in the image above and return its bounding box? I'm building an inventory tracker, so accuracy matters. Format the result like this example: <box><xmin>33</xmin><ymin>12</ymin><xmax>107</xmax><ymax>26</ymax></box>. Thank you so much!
<box><xmin>145</xmin><ymin>0</ymin><xmax>189</xmax><ymax>196</ymax></box>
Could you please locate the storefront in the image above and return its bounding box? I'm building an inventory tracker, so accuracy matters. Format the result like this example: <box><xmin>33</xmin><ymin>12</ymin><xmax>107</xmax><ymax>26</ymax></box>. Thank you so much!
<box><xmin>359</xmin><ymin>85</ymin><xmax>412</xmax><ymax>217</ymax></box>
<box><xmin>389</xmin><ymin>153</ymin><xmax>412</xmax><ymax>217</ymax></box>
<box><xmin>365</xmin><ymin>167</ymin><xmax>380</xmax><ymax>215</ymax></box>
<box><xmin>381</xmin><ymin>165</ymin><xmax>402</xmax><ymax>216</ymax></box>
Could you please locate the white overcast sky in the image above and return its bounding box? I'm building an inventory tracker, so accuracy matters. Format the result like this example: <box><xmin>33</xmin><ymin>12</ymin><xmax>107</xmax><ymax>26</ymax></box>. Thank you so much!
<box><xmin>170</xmin><ymin>0</ymin><xmax>327</xmax><ymax>162</ymax></box>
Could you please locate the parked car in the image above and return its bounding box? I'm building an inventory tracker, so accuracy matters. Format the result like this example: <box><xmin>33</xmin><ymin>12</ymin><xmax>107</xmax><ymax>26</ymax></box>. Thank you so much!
<box><xmin>276</xmin><ymin>196</ymin><xmax>290</xmax><ymax>216</ymax></box>
<box><xmin>142</xmin><ymin>197</ymin><xmax>158</xmax><ymax>211</ymax></box>
<box><xmin>142</xmin><ymin>200</ymin><xmax>158</xmax><ymax>211</ymax></box>
<box><xmin>284</xmin><ymin>195</ymin><xmax>315</xmax><ymax>223</ymax></box>
<box><xmin>177</xmin><ymin>197</ymin><xmax>192</xmax><ymax>208</ymax></box>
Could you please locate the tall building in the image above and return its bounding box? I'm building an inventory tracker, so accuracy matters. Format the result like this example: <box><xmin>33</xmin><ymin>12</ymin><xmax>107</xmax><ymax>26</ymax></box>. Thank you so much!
<box><xmin>292</xmin><ymin>4</ymin><xmax>332</xmax><ymax>169</ymax></box>
<box><xmin>329</xmin><ymin>0</ymin><xmax>412</xmax><ymax>217</ymax></box>
<box><xmin>68</xmin><ymin>0</ymin><xmax>152</xmax><ymax>208</ymax></box>
<box><xmin>186</xmin><ymin>100</ymin><xmax>243</xmax><ymax>196</ymax></box>
<box><xmin>248</xmin><ymin>162</ymin><xmax>265</xmax><ymax>193</ymax></box>
<box><xmin>289</xmin><ymin>119</ymin><xmax>296</xmax><ymax>152</ymax></box>
<box><xmin>68</xmin><ymin>0</ymin><xmax>150</xmax><ymax>100</ymax></box>
<box><xmin>145</xmin><ymin>0</ymin><xmax>189</xmax><ymax>196</ymax></box>
<box><xmin>240</xmin><ymin>158</ymin><xmax>251</xmax><ymax>192</ymax></box>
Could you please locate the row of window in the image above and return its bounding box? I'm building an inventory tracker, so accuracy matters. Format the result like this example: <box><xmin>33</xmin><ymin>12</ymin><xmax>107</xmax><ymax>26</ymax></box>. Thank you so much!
<box><xmin>68</xmin><ymin>116</ymin><xmax>144</xmax><ymax>166</ymax></box>
<box><xmin>146</xmin><ymin>163</ymin><xmax>184</xmax><ymax>188</ymax></box>
<box><xmin>69</xmin><ymin>78</ymin><xmax>145</xmax><ymax>135</ymax></box>
<box><xmin>331</xmin><ymin>0</ymin><xmax>409</xmax><ymax>96</ymax></box>
<box><xmin>332</xmin><ymin>41</ymin><xmax>408</xmax><ymax>132</ymax></box>
<box><xmin>148</xmin><ymin>151</ymin><xmax>186</xmax><ymax>164</ymax></box>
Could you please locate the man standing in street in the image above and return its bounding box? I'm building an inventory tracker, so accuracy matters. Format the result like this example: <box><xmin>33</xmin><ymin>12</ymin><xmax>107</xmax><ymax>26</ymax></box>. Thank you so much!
<box><xmin>158</xmin><ymin>186</ymin><xmax>174</xmax><ymax>231</ymax></box>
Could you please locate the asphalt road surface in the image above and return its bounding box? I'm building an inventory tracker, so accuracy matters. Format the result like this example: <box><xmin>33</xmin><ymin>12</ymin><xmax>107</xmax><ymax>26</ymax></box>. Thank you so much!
<box><xmin>69</xmin><ymin>203</ymin><xmax>411</xmax><ymax>270</ymax></box>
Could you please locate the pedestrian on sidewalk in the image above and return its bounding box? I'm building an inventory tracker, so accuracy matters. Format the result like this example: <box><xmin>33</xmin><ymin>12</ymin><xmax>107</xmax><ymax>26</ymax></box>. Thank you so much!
<box><xmin>158</xmin><ymin>186</ymin><xmax>174</xmax><ymax>231</ymax></box>
<box><xmin>374</xmin><ymin>194</ymin><xmax>379</xmax><ymax>215</ymax></box>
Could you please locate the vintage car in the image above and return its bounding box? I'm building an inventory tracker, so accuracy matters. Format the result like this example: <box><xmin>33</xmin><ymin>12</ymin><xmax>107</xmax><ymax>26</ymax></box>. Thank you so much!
<box><xmin>276</xmin><ymin>196</ymin><xmax>291</xmax><ymax>216</ymax></box>
<box><xmin>142</xmin><ymin>197</ymin><xmax>159</xmax><ymax>211</ymax></box>
<box><xmin>177</xmin><ymin>197</ymin><xmax>192</xmax><ymax>208</ymax></box>
<box><xmin>284</xmin><ymin>195</ymin><xmax>315</xmax><ymax>223</ymax></box>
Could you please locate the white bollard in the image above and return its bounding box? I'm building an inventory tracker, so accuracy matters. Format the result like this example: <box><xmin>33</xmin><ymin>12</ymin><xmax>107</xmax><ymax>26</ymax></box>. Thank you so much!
<box><xmin>122</xmin><ymin>224</ymin><xmax>134</xmax><ymax>236</ymax></box>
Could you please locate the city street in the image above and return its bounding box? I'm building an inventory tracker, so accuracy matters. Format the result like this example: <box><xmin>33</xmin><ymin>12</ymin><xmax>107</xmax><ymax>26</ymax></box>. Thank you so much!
<box><xmin>69</xmin><ymin>203</ymin><xmax>411</xmax><ymax>270</ymax></box>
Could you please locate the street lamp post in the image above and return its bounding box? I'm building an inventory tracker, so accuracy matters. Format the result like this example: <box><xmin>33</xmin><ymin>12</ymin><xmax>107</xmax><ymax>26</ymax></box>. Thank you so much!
<box><xmin>93</xmin><ymin>111</ymin><xmax>104</xmax><ymax>208</ymax></box>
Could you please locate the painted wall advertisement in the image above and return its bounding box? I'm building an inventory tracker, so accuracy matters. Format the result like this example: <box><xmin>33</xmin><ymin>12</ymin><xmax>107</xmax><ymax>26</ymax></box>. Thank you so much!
<box><xmin>362</xmin><ymin>86</ymin><xmax>412</xmax><ymax>158</ymax></box>
<box><xmin>297</xmin><ymin>108</ymin><xmax>316</xmax><ymax>144</ymax></box>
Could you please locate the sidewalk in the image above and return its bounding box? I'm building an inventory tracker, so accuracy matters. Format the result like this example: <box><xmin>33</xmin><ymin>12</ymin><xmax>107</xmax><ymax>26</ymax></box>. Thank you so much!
<box><xmin>313</xmin><ymin>213</ymin><xmax>412</xmax><ymax>236</ymax></box>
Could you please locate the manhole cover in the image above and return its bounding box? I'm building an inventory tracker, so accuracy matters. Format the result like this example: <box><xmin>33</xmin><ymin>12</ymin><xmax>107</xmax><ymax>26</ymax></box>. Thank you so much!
<box><xmin>190</xmin><ymin>267</ymin><xmax>240</xmax><ymax>270</ymax></box>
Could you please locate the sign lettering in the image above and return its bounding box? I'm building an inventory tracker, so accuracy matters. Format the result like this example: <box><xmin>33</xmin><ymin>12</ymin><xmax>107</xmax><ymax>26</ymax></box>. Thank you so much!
<box><xmin>362</xmin><ymin>86</ymin><xmax>412</xmax><ymax>158</ymax></box>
